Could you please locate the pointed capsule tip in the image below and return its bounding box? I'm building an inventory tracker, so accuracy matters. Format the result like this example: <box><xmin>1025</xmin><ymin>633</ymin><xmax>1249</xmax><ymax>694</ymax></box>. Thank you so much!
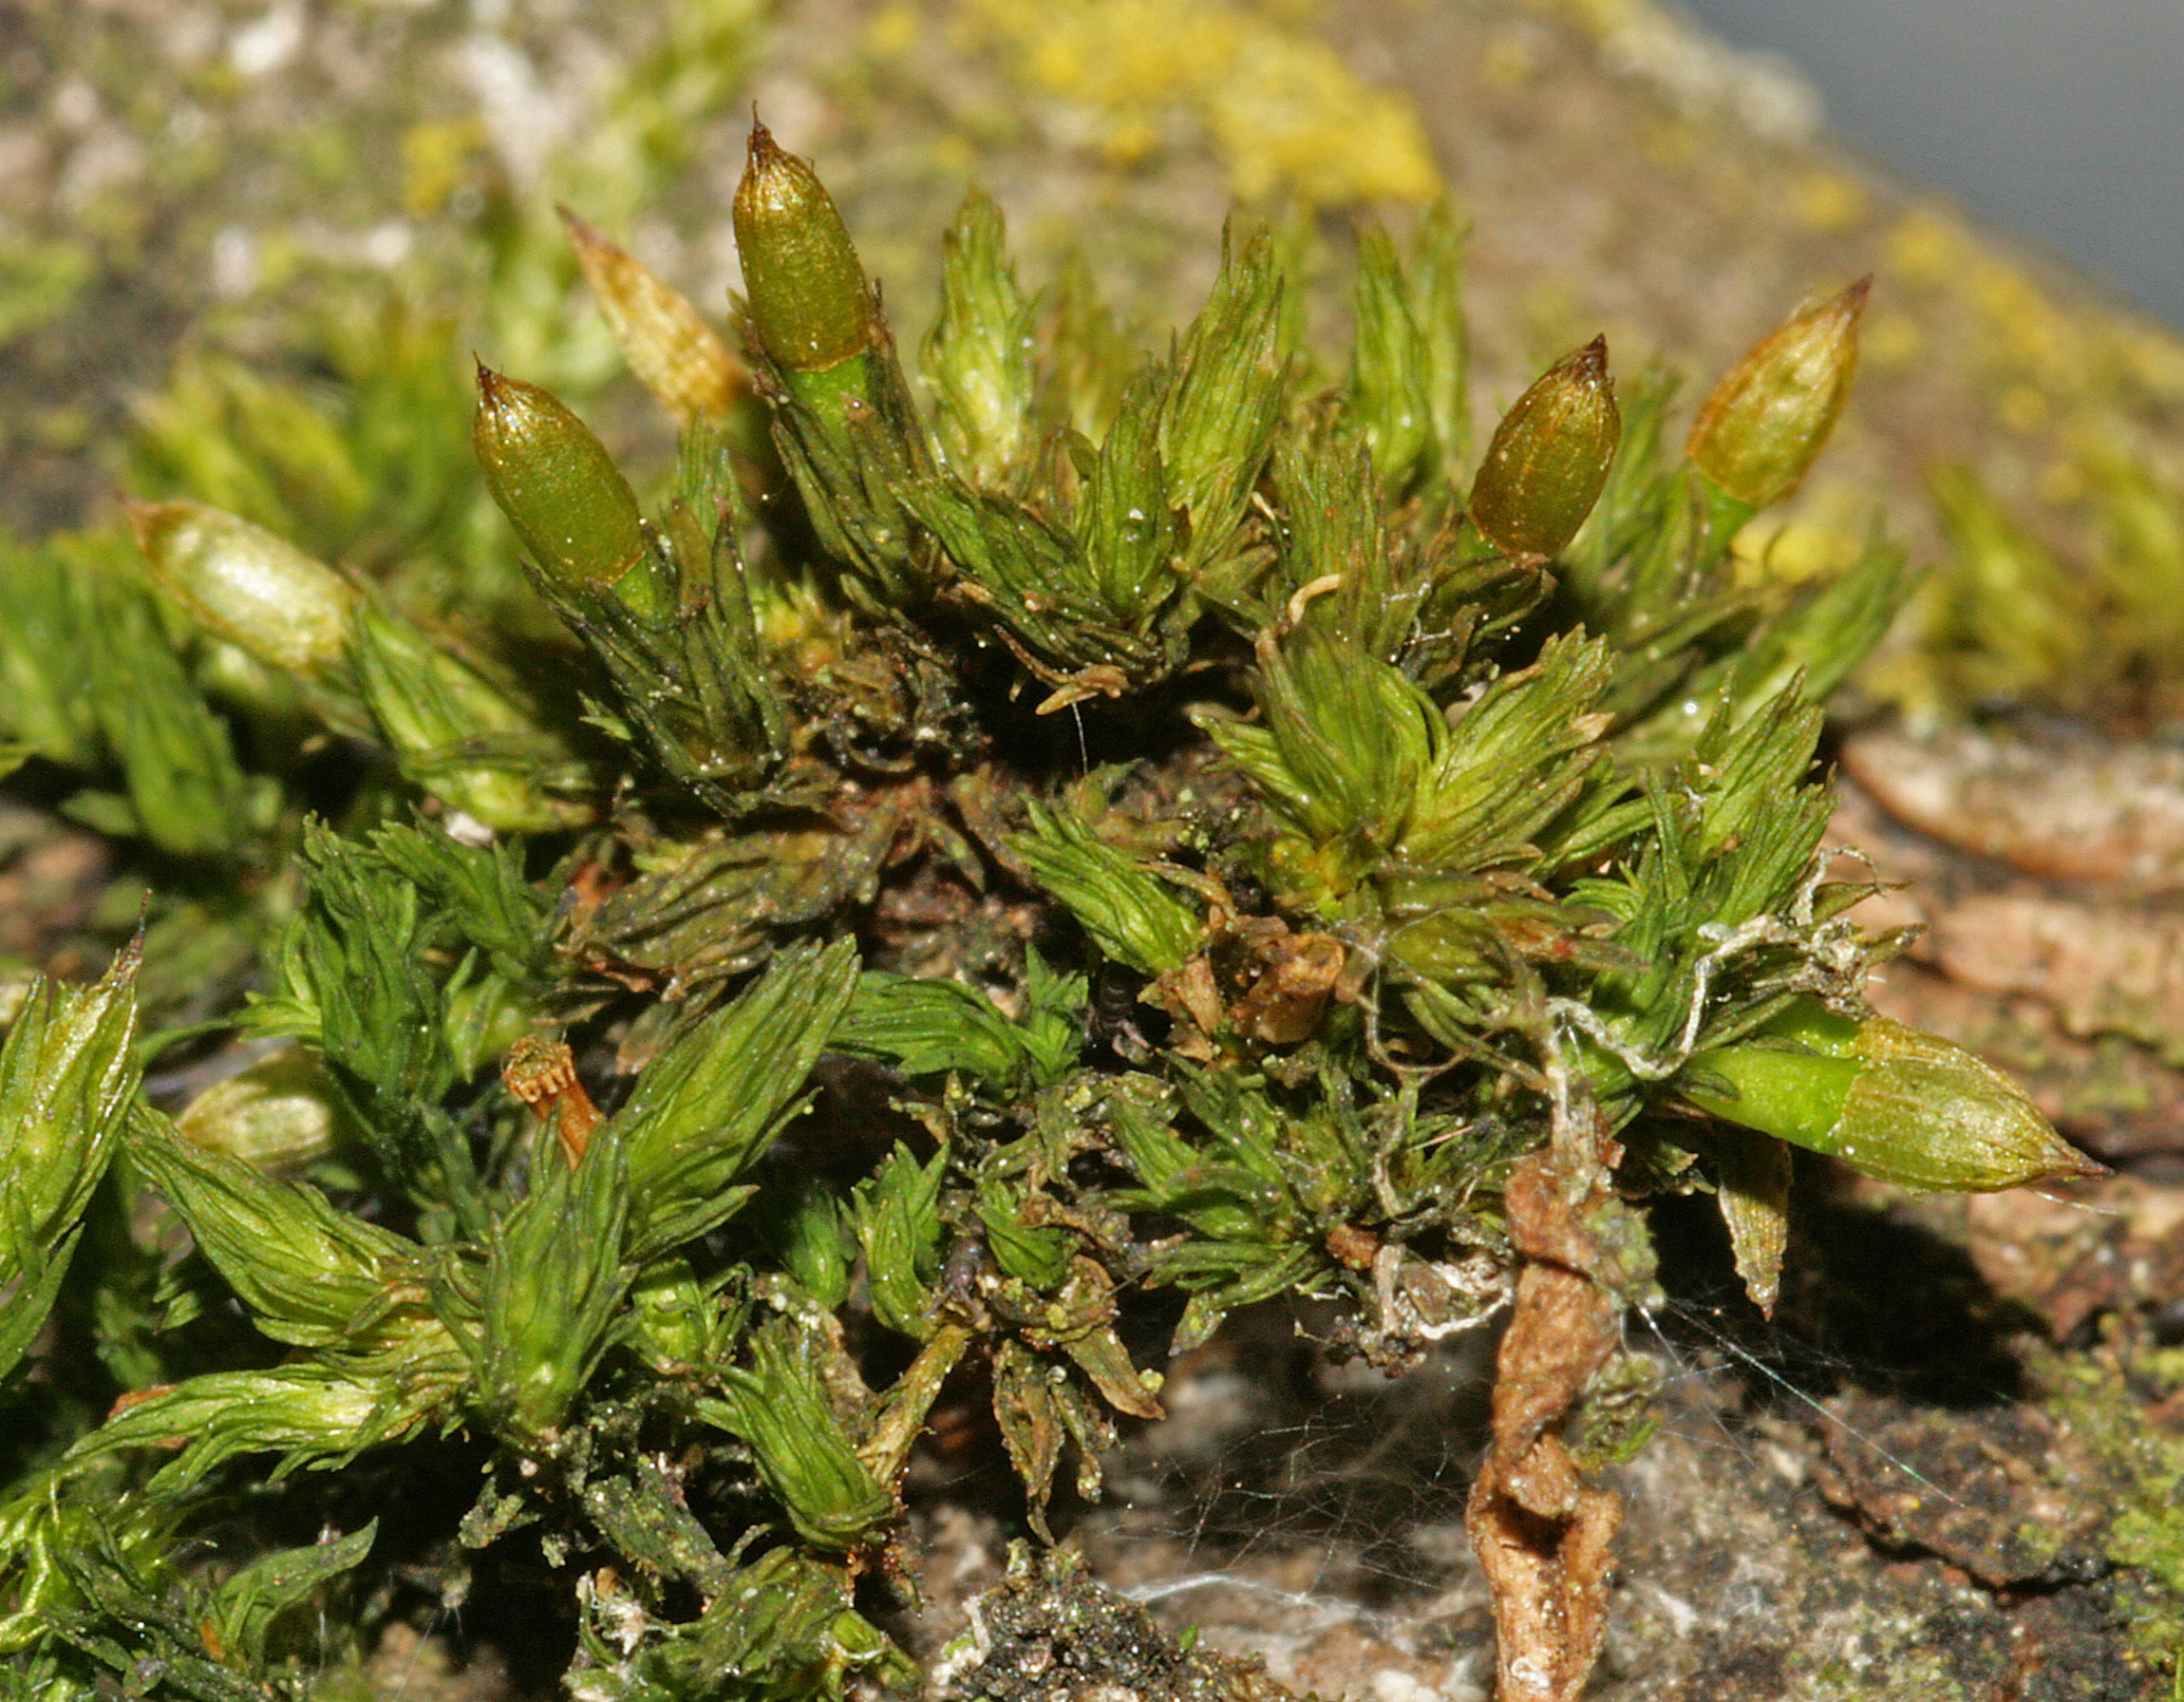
<box><xmin>122</xmin><ymin>496</ymin><xmax>182</xmax><ymax>572</ymax></box>
<box><xmin>1808</xmin><ymin>274</ymin><xmax>1873</xmax><ymax>329</ymax></box>
<box><xmin>1466</xmin><ymin>335</ymin><xmax>1623</xmax><ymax>560</ymax></box>
<box><xmin>559</xmin><ymin>207</ymin><xmax>631</xmax><ymax>284</ymax></box>
<box><xmin>474</xmin><ymin>358</ymin><xmax>510</xmax><ymax>406</ymax></box>
<box><xmin>111</xmin><ymin>925</ymin><xmax>144</xmax><ymax>983</ymax></box>
<box><xmin>746</xmin><ymin>113</ymin><xmax>782</xmax><ymax>169</ymax></box>
<box><xmin>1532</xmin><ymin>335</ymin><xmax>1610</xmax><ymax>389</ymax></box>
<box><xmin>469</xmin><ymin>367</ymin><xmax>648</xmax><ymax>600</ymax></box>
<box><xmin>121</xmin><ymin>494</ymin><xmax>161</xmax><ymax>544</ymax></box>
<box><xmin>1557</xmin><ymin>333</ymin><xmax>1610</xmax><ymax>384</ymax></box>
<box><xmin>556</xmin><ymin>203</ymin><xmax>605</xmax><ymax>250</ymax></box>
<box><xmin>732</xmin><ymin>122</ymin><xmax>874</xmax><ymax>372</ymax></box>
<box><xmin>1685</xmin><ymin>278</ymin><xmax>1868</xmax><ymax>507</ymax></box>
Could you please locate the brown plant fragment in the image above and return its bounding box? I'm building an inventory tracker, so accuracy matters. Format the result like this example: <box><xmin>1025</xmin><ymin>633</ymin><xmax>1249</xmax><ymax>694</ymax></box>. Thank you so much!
<box><xmin>1226</xmin><ymin>922</ymin><xmax>1346</xmax><ymax>1045</ymax></box>
<box><xmin>1324</xmin><ymin>1220</ymin><xmax>1380</xmax><ymax>1272</ymax></box>
<box><xmin>1150</xmin><ymin>955</ymin><xmax>1227</xmax><ymax>1058</ymax></box>
<box><xmin>107</xmin><ymin>1384</ymin><xmax>179</xmax><ymax>1419</ymax></box>
<box><xmin>1464</xmin><ymin>1147</ymin><xmax>1622</xmax><ymax>1702</ymax></box>
<box><xmin>990</xmin><ymin>1339</ymin><xmax>1067</xmax><ymax>1541</ymax></box>
<box><xmin>502</xmin><ymin>1037</ymin><xmax>600</xmax><ymax>1167</ymax></box>
<box><xmin>1843</xmin><ymin>724</ymin><xmax>2184</xmax><ymax>891</ymax></box>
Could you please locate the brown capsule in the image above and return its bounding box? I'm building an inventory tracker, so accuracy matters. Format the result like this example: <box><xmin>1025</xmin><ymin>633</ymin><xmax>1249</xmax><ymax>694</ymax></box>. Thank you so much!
<box><xmin>561</xmin><ymin>207</ymin><xmax>746</xmax><ymax>426</ymax></box>
<box><xmin>1686</xmin><ymin>276</ymin><xmax>1871</xmax><ymax>509</ymax></box>
<box><xmin>1467</xmin><ymin>335</ymin><xmax>1621</xmax><ymax>562</ymax></box>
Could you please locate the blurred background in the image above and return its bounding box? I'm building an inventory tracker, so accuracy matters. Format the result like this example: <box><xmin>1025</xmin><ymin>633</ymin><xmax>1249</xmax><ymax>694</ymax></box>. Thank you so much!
<box><xmin>1678</xmin><ymin>0</ymin><xmax>2184</xmax><ymax>330</ymax></box>
<box><xmin>9</xmin><ymin>0</ymin><xmax>2184</xmax><ymax>732</ymax></box>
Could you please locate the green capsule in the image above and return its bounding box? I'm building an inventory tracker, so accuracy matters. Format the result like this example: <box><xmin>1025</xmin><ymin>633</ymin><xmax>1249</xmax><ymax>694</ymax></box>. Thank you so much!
<box><xmin>701</xmin><ymin>1314</ymin><xmax>896</xmax><ymax>1552</ymax></box>
<box><xmin>1686</xmin><ymin>276</ymin><xmax>1870</xmax><ymax>509</ymax></box>
<box><xmin>627</xmin><ymin>1255</ymin><xmax>716</xmax><ymax>1372</ymax></box>
<box><xmin>128</xmin><ymin>500</ymin><xmax>356</xmax><ymax>679</ymax></box>
<box><xmin>1467</xmin><ymin>335</ymin><xmax>1620</xmax><ymax>562</ymax></box>
<box><xmin>1682</xmin><ymin>996</ymin><xmax>2102</xmax><ymax>1192</ymax></box>
<box><xmin>732</xmin><ymin>120</ymin><xmax>875</xmax><ymax>386</ymax></box>
<box><xmin>174</xmin><ymin>1045</ymin><xmax>351</xmax><ymax>1172</ymax></box>
<box><xmin>472</xmin><ymin>365</ymin><xmax>659</xmax><ymax>620</ymax></box>
<box><xmin>70</xmin><ymin>1363</ymin><xmax>440</xmax><ymax>1496</ymax></box>
<box><xmin>472</xmin><ymin>1126</ymin><xmax>632</xmax><ymax>1449</ymax></box>
<box><xmin>0</xmin><ymin>947</ymin><xmax>139</xmax><ymax>1384</ymax></box>
<box><xmin>0</xmin><ymin>947</ymin><xmax>138</xmax><ymax>1252</ymax></box>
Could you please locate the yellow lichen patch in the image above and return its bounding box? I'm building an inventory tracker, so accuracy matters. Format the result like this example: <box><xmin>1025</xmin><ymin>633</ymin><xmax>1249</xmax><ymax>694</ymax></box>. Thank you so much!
<box><xmin>1999</xmin><ymin>384</ymin><xmax>2048</xmax><ymax>434</ymax></box>
<box><xmin>1859</xmin><ymin>195</ymin><xmax>2184</xmax><ymax>717</ymax></box>
<box><xmin>930</xmin><ymin>131</ymin><xmax>978</xmax><ymax>175</ymax></box>
<box><xmin>961</xmin><ymin>0</ymin><xmax>1440</xmax><ymax>206</ymax></box>
<box><xmin>1861</xmin><ymin>310</ymin><xmax>1922</xmax><ymax>373</ymax></box>
<box><xmin>1886</xmin><ymin>202</ymin><xmax>2184</xmax><ymax>415</ymax></box>
<box><xmin>1641</xmin><ymin>113</ymin><xmax>1701</xmax><ymax>168</ymax></box>
<box><xmin>866</xmin><ymin>3</ymin><xmax>920</xmax><ymax>54</ymax></box>
<box><xmin>1883</xmin><ymin>206</ymin><xmax>1961</xmax><ymax>288</ymax></box>
<box><xmin>1792</xmin><ymin>168</ymin><xmax>1867</xmax><ymax>234</ymax></box>
<box><xmin>1479</xmin><ymin>26</ymin><xmax>1543</xmax><ymax>91</ymax></box>
<box><xmin>1522</xmin><ymin>0</ymin><xmax>1649</xmax><ymax>37</ymax></box>
<box><xmin>402</xmin><ymin>119</ymin><xmax>485</xmax><ymax>218</ymax></box>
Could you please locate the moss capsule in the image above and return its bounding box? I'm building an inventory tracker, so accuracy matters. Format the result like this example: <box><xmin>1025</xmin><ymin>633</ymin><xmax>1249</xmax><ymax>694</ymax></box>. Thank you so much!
<box><xmin>1686</xmin><ymin>276</ymin><xmax>1870</xmax><ymax>509</ymax></box>
<box><xmin>732</xmin><ymin>120</ymin><xmax>875</xmax><ymax>380</ymax></box>
<box><xmin>472</xmin><ymin>365</ymin><xmax>657</xmax><ymax>619</ymax></box>
<box><xmin>128</xmin><ymin>500</ymin><xmax>357</xmax><ymax>679</ymax></box>
<box><xmin>1683</xmin><ymin>995</ymin><xmax>2102</xmax><ymax>1192</ymax></box>
<box><xmin>560</xmin><ymin>206</ymin><xmax>746</xmax><ymax>426</ymax></box>
<box><xmin>1467</xmin><ymin>335</ymin><xmax>1620</xmax><ymax>562</ymax></box>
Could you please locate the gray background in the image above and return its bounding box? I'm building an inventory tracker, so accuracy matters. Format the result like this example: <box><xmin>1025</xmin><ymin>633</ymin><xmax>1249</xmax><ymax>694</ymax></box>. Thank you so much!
<box><xmin>1675</xmin><ymin>0</ymin><xmax>2184</xmax><ymax>330</ymax></box>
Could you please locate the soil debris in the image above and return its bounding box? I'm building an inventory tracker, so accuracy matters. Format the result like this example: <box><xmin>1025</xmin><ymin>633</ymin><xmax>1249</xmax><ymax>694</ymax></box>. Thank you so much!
<box><xmin>933</xmin><ymin>1543</ymin><xmax>1305</xmax><ymax>1702</ymax></box>
<box><xmin>1925</xmin><ymin>891</ymin><xmax>2184</xmax><ymax>1064</ymax></box>
<box><xmin>1813</xmin><ymin>1390</ymin><xmax>2106</xmax><ymax>1586</ymax></box>
<box><xmin>1832</xmin><ymin>766</ymin><xmax>2184</xmax><ymax>1157</ymax></box>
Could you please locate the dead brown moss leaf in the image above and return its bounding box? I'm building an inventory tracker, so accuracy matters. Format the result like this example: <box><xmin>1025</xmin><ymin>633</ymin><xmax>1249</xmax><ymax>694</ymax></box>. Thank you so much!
<box><xmin>1464</xmin><ymin>1147</ymin><xmax>1621</xmax><ymax>1702</ymax></box>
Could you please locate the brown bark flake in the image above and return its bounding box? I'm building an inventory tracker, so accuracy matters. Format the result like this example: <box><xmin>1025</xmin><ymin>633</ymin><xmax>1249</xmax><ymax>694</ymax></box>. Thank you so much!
<box><xmin>1843</xmin><ymin>725</ymin><xmax>2184</xmax><ymax>891</ymax></box>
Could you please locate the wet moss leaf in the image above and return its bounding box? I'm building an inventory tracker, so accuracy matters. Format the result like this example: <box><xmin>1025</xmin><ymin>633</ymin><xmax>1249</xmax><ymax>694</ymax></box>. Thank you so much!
<box><xmin>1712</xmin><ymin>1131</ymin><xmax>1792</xmax><ymax>1317</ymax></box>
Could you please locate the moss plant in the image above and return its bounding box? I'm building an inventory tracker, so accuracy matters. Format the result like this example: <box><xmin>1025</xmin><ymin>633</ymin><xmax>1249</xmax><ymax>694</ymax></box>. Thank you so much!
<box><xmin>0</xmin><ymin>126</ymin><xmax>2102</xmax><ymax>1701</ymax></box>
